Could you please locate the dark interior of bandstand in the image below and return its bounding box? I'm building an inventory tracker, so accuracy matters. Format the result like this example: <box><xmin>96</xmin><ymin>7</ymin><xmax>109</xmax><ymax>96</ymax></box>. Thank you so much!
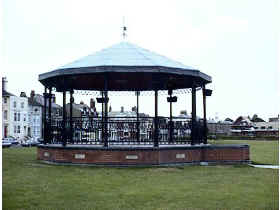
<box><xmin>39</xmin><ymin>70</ymin><xmax>212</xmax><ymax>148</ymax></box>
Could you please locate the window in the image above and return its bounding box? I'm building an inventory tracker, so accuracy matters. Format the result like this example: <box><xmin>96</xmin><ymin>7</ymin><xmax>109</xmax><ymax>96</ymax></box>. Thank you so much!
<box><xmin>18</xmin><ymin>113</ymin><xmax>20</xmax><ymax>121</ymax></box>
<box><xmin>14</xmin><ymin>113</ymin><xmax>17</xmax><ymax>121</ymax></box>
<box><xmin>261</xmin><ymin>126</ymin><xmax>265</xmax><ymax>129</ymax></box>
<box><xmin>13</xmin><ymin>101</ymin><xmax>16</xmax><ymax>108</ymax></box>
<box><xmin>21</xmin><ymin>102</ymin><xmax>24</xmax><ymax>108</ymax></box>
<box><xmin>14</xmin><ymin>126</ymin><xmax>17</xmax><ymax>134</ymax></box>
<box><xmin>268</xmin><ymin>126</ymin><xmax>273</xmax><ymax>129</ymax></box>
<box><xmin>4</xmin><ymin>97</ymin><xmax>7</xmax><ymax>103</ymax></box>
<box><xmin>17</xmin><ymin>126</ymin><xmax>20</xmax><ymax>133</ymax></box>
<box><xmin>4</xmin><ymin>110</ymin><xmax>7</xmax><ymax>120</ymax></box>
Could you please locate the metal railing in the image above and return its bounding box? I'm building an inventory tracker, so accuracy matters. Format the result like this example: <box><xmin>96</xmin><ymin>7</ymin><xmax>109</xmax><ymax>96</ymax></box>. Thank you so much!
<box><xmin>45</xmin><ymin>116</ymin><xmax>205</xmax><ymax>146</ymax></box>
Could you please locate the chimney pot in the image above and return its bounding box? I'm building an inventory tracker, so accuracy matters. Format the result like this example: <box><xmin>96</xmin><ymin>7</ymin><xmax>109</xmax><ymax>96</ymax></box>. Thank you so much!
<box><xmin>20</xmin><ymin>92</ymin><xmax>27</xmax><ymax>97</ymax></box>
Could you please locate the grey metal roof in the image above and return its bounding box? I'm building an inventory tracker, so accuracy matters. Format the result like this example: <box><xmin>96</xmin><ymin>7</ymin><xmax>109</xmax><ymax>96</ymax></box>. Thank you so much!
<box><xmin>60</xmin><ymin>42</ymin><xmax>195</xmax><ymax>70</ymax></box>
<box><xmin>39</xmin><ymin>41</ymin><xmax>212</xmax><ymax>90</ymax></box>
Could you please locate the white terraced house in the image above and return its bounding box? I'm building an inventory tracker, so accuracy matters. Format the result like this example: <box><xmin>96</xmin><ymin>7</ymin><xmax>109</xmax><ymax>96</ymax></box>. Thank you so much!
<box><xmin>2</xmin><ymin>78</ymin><xmax>28</xmax><ymax>139</ymax></box>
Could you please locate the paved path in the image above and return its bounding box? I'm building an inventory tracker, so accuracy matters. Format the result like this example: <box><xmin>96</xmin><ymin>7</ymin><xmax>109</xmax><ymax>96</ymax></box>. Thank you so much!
<box><xmin>248</xmin><ymin>164</ymin><xmax>279</xmax><ymax>169</ymax></box>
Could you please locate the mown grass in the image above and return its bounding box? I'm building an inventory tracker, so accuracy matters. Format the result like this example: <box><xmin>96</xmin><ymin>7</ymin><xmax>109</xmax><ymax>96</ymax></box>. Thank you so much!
<box><xmin>2</xmin><ymin>140</ymin><xmax>279</xmax><ymax>210</ymax></box>
<box><xmin>210</xmin><ymin>139</ymin><xmax>279</xmax><ymax>165</ymax></box>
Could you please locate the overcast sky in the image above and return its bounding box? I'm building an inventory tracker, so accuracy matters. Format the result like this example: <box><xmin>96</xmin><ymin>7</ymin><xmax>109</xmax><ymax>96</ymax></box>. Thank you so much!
<box><xmin>1</xmin><ymin>0</ymin><xmax>279</xmax><ymax>121</ymax></box>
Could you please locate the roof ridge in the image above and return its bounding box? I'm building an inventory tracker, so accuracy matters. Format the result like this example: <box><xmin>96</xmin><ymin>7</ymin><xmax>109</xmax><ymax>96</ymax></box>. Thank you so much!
<box><xmin>127</xmin><ymin>42</ymin><xmax>158</xmax><ymax>66</ymax></box>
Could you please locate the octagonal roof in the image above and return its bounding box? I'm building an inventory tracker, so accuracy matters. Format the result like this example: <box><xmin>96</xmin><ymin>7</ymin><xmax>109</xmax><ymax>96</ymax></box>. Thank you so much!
<box><xmin>60</xmin><ymin>42</ymin><xmax>195</xmax><ymax>69</ymax></box>
<box><xmin>39</xmin><ymin>41</ymin><xmax>211</xmax><ymax>91</ymax></box>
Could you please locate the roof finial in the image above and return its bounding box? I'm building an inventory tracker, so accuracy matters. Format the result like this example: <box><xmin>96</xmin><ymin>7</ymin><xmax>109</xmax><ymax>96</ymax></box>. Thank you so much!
<box><xmin>122</xmin><ymin>16</ymin><xmax>127</xmax><ymax>40</ymax></box>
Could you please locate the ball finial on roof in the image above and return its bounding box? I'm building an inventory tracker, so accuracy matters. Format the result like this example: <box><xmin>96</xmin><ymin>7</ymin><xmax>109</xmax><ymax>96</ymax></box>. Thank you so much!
<box><xmin>122</xmin><ymin>16</ymin><xmax>127</xmax><ymax>40</ymax></box>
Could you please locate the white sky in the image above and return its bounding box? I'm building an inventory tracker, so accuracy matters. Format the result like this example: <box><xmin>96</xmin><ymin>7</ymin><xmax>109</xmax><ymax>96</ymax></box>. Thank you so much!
<box><xmin>1</xmin><ymin>0</ymin><xmax>279</xmax><ymax>121</ymax></box>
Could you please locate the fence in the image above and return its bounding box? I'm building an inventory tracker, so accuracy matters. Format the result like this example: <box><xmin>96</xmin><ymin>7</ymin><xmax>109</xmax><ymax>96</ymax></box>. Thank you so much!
<box><xmin>45</xmin><ymin>116</ymin><xmax>205</xmax><ymax>145</ymax></box>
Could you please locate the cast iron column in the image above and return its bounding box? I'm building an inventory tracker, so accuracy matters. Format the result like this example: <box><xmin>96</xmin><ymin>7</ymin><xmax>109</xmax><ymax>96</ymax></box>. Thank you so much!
<box><xmin>169</xmin><ymin>90</ymin><xmax>173</xmax><ymax>143</ymax></box>
<box><xmin>101</xmin><ymin>91</ymin><xmax>104</xmax><ymax>143</ymax></box>
<box><xmin>48</xmin><ymin>87</ymin><xmax>52</xmax><ymax>143</ymax></box>
<box><xmin>70</xmin><ymin>89</ymin><xmax>74</xmax><ymax>143</ymax></box>
<box><xmin>202</xmin><ymin>84</ymin><xmax>207</xmax><ymax>144</ymax></box>
<box><xmin>104</xmin><ymin>77</ymin><xmax>108</xmax><ymax>147</ymax></box>
<box><xmin>43</xmin><ymin>87</ymin><xmax>47</xmax><ymax>144</ymax></box>
<box><xmin>62</xmin><ymin>90</ymin><xmax>66</xmax><ymax>146</ymax></box>
<box><xmin>136</xmin><ymin>91</ymin><xmax>140</xmax><ymax>142</ymax></box>
<box><xmin>191</xmin><ymin>84</ymin><xmax>196</xmax><ymax>145</ymax></box>
<box><xmin>154</xmin><ymin>90</ymin><xmax>159</xmax><ymax>147</ymax></box>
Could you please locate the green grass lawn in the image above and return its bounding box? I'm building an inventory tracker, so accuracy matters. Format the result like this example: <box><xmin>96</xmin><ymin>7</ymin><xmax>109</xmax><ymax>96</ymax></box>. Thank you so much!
<box><xmin>2</xmin><ymin>140</ymin><xmax>279</xmax><ymax>210</ymax></box>
<box><xmin>209</xmin><ymin>139</ymin><xmax>279</xmax><ymax>165</ymax></box>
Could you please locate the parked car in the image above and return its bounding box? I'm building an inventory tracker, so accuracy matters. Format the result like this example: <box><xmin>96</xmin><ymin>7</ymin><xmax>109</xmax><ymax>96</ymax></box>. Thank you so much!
<box><xmin>21</xmin><ymin>139</ymin><xmax>39</xmax><ymax>147</ymax></box>
<box><xmin>37</xmin><ymin>138</ymin><xmax>43</xmax><ymax>144</ymax></box>
<box><xmin>21</xmin><ymin>140</ymin><xmax>33</xmax><ymax>147</ymax></box>
<box><xmin>2</xmin><ymin>140</ymin><xmax>12</xmax><ymax>148</ymax></box>
<box><xmin>208</xmin><ymin>135</ymin><xmax>217</xmax><ymax>140</ymax></box>
<box><xmin>2</xmin><ymin>137</ymin><xmax>20</xmax><ymax>145</ymax></box>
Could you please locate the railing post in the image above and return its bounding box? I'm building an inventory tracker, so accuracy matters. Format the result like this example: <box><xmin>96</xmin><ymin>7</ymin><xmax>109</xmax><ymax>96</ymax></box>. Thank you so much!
<box><xmin>70</xmin><ymin>89</ymin><xmax>74</xmax><ymax>143</ymax></box>
<box><xmin>154</xmin><ymin>89</ymin><xmax>159</xmax><ymax>147</ymax></box>
<box><xmin>62</xmin><ymin>90</ymin><xmax>66</xmax><ymax>146</ymax></box>
<box><xmin>191</xmin><ymin>84</ymin><xmax>196</xmax><ymax>145</ymax></box>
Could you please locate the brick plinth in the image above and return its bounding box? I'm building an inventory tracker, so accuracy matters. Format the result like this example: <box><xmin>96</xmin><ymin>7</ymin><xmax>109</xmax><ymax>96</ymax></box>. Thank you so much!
<box><xmin>37</xmin><ymin>144</ymin><xmax>250</xmax><ymax>166</ymax></box>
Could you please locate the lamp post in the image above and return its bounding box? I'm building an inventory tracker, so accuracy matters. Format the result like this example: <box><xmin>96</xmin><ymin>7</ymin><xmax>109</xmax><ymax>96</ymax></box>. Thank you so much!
<box><xmin>167</xmin><ymin>89</ymin><xmax>177</xmax><ymax>143</ymax></box>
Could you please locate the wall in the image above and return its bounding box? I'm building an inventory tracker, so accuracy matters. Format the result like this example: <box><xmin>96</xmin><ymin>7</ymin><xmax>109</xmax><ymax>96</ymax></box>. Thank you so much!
<box><xmin>37</xmin><ymin>145</ymin><xmax>250</xmax><ymax>165</ymax></box>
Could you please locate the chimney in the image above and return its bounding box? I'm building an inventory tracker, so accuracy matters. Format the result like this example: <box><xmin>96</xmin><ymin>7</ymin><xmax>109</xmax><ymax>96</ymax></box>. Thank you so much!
<box><xmin>2</xmin><ymin>77</ymin><xmax>7</xmax><ymax>91</ymax></box>
<box><xmin>30</xmin><ymin>90</ymin><xmax>35</xmax><ymax>100</ymax></box>
<box><xmin>20</xmin><ymin>92</ymin><xmax>27</xmax><ymax>97</ymax></box>
<box><xmin>121</xmin><ymin>106</ymin><xmax>124</xmax><ymax>113</ymax></box>
<box><xmin>90</xmin><ymin>98</ymin><xmax>95</xmax><ymax>108</ymax></box>
<box><xmin>109</xmin><ymin>105</ymin><xmax>112</xmax><ymax>112</ymax></box>
<box><xmin>132</xmin><ymin>106</ymin><xmax>136</xmax><ymax>112</ymax></box>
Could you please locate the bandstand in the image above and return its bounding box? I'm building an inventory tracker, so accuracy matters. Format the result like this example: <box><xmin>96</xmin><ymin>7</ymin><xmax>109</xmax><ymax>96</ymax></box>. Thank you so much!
<box><xmin>37</xmin><ymin>42</ymin><xmax>249</xmax><ymax>166</ymax></box>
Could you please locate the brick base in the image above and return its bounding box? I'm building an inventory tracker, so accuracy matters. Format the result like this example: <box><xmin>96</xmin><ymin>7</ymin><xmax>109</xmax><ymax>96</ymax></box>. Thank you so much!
<box><xmin>37</xmin><ymin>144</ymin><xmax>250</xmax><ymax>166</ymax></box>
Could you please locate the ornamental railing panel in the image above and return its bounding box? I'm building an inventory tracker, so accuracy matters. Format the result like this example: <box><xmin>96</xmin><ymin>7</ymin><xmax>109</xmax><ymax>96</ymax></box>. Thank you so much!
<box><xmin>45</xmin><ymin>116</ymin><xmax>204</xmax><ymax>145</ymax></box>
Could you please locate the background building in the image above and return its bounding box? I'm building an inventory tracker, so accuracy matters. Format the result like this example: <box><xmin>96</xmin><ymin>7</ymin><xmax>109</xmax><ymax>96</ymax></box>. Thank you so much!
<box><xmin>28</xmin><ymin>90</ymin><xmax>43</xmax><ymax>139</ymax></box>
<box><xmin>2</xmin><ymin>77</ymin><xmax>14</xmax><ymax>138</ymax></box>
